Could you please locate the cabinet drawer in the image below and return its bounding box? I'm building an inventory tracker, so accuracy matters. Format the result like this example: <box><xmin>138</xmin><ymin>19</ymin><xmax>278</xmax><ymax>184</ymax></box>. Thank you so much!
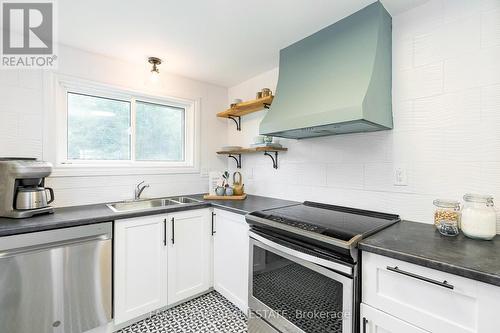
<box><xmin>362</xmin><ymin>252</ymin><xmax>478</xmax><ymax>333</ymax></box>
<box><xmin>361</xmin><ymin>303</ymin><xmax>429</xmax><ymax>333</ymax></box>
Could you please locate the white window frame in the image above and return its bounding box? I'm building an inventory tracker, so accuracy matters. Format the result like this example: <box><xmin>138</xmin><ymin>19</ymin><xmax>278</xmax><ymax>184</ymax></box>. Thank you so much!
<box><xmin>43</xmin><ymin>73</ymin><xmax>200</xmax><ymax>177</ymax></box>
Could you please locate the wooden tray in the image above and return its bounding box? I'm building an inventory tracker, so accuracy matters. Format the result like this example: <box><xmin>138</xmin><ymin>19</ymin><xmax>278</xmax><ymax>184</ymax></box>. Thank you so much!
<box><xmin>203</xmin><ymin>194</ymin><xmax>247</xmax><ymax>200</ymax></box>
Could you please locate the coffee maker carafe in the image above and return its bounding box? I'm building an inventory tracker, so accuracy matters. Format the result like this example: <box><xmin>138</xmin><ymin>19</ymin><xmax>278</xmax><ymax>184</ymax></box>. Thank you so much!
<box><xmin>0</xmin><ymin>158</ymin><xmax>55</xmax><ymax>218</ymax></box>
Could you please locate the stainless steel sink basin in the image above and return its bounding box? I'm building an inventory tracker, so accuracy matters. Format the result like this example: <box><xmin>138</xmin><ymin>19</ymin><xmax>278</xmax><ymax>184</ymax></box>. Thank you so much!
<box><xmin>168</xmin><ymin>197</ymin><xmax>201</xmax><ymax>204</ymax></box>
<box><xmin>107</xmin><ymin>197</ymin><xmax>201</xmax><ymax>212</ymax></box>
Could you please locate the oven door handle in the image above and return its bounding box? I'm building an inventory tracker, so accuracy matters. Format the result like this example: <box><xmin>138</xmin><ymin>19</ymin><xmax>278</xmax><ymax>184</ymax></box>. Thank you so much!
<box><xmin>249</xmin><ymin>231</ymin><xmax>353</xmax><ymax>276</ymax></box>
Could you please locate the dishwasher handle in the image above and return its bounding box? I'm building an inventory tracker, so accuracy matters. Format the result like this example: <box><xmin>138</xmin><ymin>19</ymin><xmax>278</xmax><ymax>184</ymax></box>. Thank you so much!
<box><xmin>0</xmin><ymin>233</ymin><xmax>111</xmax><ymax>259</ymax></box>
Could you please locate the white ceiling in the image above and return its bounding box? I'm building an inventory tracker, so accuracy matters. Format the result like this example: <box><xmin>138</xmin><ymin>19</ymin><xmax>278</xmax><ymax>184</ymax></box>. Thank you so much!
<box><xmin>58</xmin><ymin>0</ymin><xmax>428</xmax><ymax>87</ymax></box>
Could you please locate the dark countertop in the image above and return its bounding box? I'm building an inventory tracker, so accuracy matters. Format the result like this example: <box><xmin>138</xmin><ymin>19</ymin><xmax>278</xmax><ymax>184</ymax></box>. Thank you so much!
<box><xmin>189</xmin><ymin>194</ymin><xmax>298</xmax><ymax>215</ymax></box>
<box><xmin>0</xmin><ymin>194</ymin><xmax>298</xmax><ymax>237</ymax></box>
<box><xmin>359</xmin><ymin>221</ymin><xmax>500</xmax><ymax>287</ymax></box>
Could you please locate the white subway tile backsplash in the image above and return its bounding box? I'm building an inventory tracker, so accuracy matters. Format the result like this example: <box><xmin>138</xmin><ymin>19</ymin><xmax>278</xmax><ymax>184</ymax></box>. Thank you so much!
<box><xmin>334</xmin><ymin>132</ymin><xmax>392</xmax><ymax>163</ymax></box>
<box><xmin>479</xmin><ymin>162</ymin><xmax>500</xmax><ymax>197</ymax></box>
<box><xmin>224</xmin><ymin>0</ymin><xmax>499</xmax><ymax>232</ymax></box>
<box><xmin>18</xmin><ymin>70</ymin><xmax>43</xmax><ymax>90</ymax></box>
<box><xmin>364</xmin><ymin>162</ymin><xmax>412</xmax><ymax>193</ymax></box>
<box><xmin>444</xmin><ymin>46</ymin><xmax>500</xmax><ymax>92</ymax></box>
<box><xmin>296</xmin><ymin>163</ymin><xmax>327</xmax><ymax>187</ymax></box>
<box><xmin>326</xmin><ymin>163</ymin><xmax>364</xmax><ymax>190</ymax></box>
<box><xmin>0</xmin><ymin>113</ymin><xmax>19</xmax><ymax>139</ymax></box>
<box><xmin>393</xmin><ymin>62</ymin><xmax>444</xmax><ymax>100</ymax></box>
<box><xmin>479</xmin><ymin>46</ymin><xmax>500</xmax><ymax>86</ymax></box>
<box><xmin>414</xmin><ymin>15</ymin><xmax>480</xmax><ymax>67</ymax></box>
<box><xmin>18</xmin><ymin>114</ymin><xmax>43</xmax><ymax>141</ymax></box>
<box><xmin>443</xmin><ymin>0</ymin><xmax>482</xmax><ymax>21</ymax></box>
<box><xmin>0</xmin><ymin>70</ymin><xmax>19</xmax><ymax>87</ymax></box>
<box><xmin>413</xmin><ymin>88</ymin><xmax>481</xmax><ymax>130</ymax></box>
<box><xmin>391</xmin><ymin>129</ymin><xmax>444</xmax><ymax>163</ymax></box>
<box><xmin>481</xmin><ymin>84</ymin><xmax>500</xmax><ymax>122</ymax></box>
<box><xmin>392</xmin><ymin>100</ymin><xmax>414</xmax><ymax>132</ymax></box>
<box><xmin>443</xmin><ymin>54</ymin><xmax>480</xmax><ymax>92</ymax></box>
<box><xmin>392</xmin><ymin>0</ymin><xmax>444</xmax><ymax>40</ymax></box>
<box><xmin>412</xmin><ymin>161</ymin><xmax>483</xmax><ymax>197</ymax></box>
<box><xmin>478</xmin><ymin>125</ymin><xmax>500</xmax><ymax>162</ymax></box>
<box><xmin>481</xmin><ymin>7</ymin><xmax>500</xmax><ymax>48</ymax></box>
<box><xmin>393</xmin><ymin>37</ymin><xmax>414</xmax><ymax>70</ymax></box>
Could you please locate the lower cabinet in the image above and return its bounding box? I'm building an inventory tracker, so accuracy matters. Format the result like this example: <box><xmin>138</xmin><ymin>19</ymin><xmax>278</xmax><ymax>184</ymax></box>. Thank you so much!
<box><xmin>114</xmin><ymin>215</ymin><xmax>168</xmax><ymax>325</ymax></box>
<box><xmin>167</xmin><ymin>209</ymin><xmax>212</xmax><ymax>306</ymax></box>
<box><xmin>213</xmin><ymin>208</ymin><xmax>249</xmax><ymax>313</ymax></box>
<box><xmin>362</xmin><ymin>252</ymin><xmax>500</xmax><ymax>333</ymax></box>
<box><xmin>360</xmin><ymin>303</ymin><xmax>429</xmax><ymax>333</ymax></box>
<box><xmin>113</xmin><ymin>208</ymin><xmax>212</xmax><ymax>326</ymax></box>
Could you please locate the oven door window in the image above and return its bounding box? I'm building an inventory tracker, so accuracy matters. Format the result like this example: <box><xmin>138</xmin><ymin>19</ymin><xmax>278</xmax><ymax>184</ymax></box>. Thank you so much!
<box><xmin>252</xmin><ymin>244</ymin><xmax>349</xmax><ymax>333</ymax></box>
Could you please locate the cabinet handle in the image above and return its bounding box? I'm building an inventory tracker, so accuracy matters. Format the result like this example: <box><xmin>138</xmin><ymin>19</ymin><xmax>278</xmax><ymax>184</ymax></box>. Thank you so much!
<box><xmin>386</xmin><ymin>266</ymin><xmax>454</xmax><ymax>290</ymax></box>
<box><xmin>211</xmin><ymin>212</ymin><xmax>216</xmax><ymax>236</ymax></box>
<box><xmin>362</xmin><ymin>317</ymin><xmax>368</xmax><ymax>333</ymax></box>
<box><xmin>171</xmin><ymin>217</ymin><xmax>175</xmax><ymax>245</ymax></box>
<box><xmin>163</xmin><ymin>218</ymin><xmax>167</xmax><ymax>246</ymax></box>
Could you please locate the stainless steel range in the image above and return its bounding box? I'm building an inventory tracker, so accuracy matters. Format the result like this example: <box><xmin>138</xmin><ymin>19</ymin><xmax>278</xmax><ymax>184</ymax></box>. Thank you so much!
<box><xmin>246</xmin><ymin>201</ymin><xmax>400</xmax><ymax>333</ymax></box>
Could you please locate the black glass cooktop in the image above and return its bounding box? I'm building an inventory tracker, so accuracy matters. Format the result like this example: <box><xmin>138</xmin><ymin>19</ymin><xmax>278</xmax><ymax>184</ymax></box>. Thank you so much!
<box><xmin>248</xmin><ymin>201</ymin><xmax>400</xmax><ymax>242</ymax></box>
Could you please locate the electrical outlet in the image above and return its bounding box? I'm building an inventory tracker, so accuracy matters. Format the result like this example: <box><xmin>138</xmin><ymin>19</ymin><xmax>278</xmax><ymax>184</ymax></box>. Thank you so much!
<box><xmin>394</xmin><ymin>165</ymin><xmax>408</xmax><ymax>186</ymax></box>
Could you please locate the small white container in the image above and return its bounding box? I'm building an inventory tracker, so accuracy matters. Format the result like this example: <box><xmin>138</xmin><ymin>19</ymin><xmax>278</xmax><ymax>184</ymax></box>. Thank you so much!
<box><xmin>461</xmin><ymin>194</ymin><xmax>497</xmax><ymax>240</ymax></box>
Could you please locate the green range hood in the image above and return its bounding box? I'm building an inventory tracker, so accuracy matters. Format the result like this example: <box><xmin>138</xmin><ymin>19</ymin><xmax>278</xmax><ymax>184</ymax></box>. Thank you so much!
<box><xmin>260</xmin><ymin>2</ymin><xmax>392</xmax><ymax>139</ymax></box>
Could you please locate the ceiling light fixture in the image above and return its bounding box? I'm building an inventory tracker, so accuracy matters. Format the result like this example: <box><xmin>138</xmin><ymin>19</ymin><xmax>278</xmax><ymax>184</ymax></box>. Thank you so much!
<box><xmin>148</xmin><ymin>57</ymin><xmax>162</xmax><ymax>83</ymax></box>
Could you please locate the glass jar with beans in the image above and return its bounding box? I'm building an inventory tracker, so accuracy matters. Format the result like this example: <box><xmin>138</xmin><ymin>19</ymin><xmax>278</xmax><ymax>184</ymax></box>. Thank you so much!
<box><xmin>433</xmin><ymin>199</ymin><xmax>461</xmax><ymax>237</ymax></box>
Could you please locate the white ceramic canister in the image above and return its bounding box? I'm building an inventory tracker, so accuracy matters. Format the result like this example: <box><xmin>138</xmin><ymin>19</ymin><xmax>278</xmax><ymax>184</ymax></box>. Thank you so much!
<box><xmin>461</xmin><ymin>194</ymin><xmax>497</xmax><ymax>240</ymax></box>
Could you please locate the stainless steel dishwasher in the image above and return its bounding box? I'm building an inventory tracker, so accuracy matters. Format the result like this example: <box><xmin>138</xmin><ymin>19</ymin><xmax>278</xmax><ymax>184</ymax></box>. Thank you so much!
<box><xmin>0</xmin><ymin>222</ymin><xmax>112</xmax><ymax>333</ymax></box>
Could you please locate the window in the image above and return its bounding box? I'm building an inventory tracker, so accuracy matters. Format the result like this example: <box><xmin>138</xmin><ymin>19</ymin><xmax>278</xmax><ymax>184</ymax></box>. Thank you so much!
<box><xmin>50</xmin><ymin>75</ymin><xmax>199</xmax><ymax>176</ymax></box>
<box><xmin>135</xmin><ymin>101</ymin><xmax>185</xmax><ymax>161</ymax></box>
<box><xmin>67</xmin><ymin>93</ymin><xmax>131</xmax><ymax>160</ymax></box>
<box><xmin>66</xmin><ymin>92</ymin><xmax>189</xmax><ymax>164</ymax></box>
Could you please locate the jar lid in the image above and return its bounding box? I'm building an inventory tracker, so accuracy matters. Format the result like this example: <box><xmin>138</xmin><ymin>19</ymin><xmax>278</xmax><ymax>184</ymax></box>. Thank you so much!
<box><xmin>463</xmin><ymin>193</ymin><xmax>494</xmax><ymax>204</ymax></box>
<box><xmin>433</xmin><ymin>199</ymin><xmax>460</xmax><ymax>209</ymax></box>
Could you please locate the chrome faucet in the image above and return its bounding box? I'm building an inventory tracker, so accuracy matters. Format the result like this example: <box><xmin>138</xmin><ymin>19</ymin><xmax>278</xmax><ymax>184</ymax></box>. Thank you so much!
<box><xmin>134</xmin><ymin>181</ymin><xmax>150</xmax><ymax>200</ymax></box>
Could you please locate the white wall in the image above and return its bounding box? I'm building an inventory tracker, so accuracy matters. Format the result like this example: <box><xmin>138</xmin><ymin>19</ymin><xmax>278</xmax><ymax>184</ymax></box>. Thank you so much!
<box><xmin>227</xmin><ymin>0</ymin><xmax>500</xmax><ymax>230</ymax></box>
<box><xmin>0</xmin><ymin>45</ymin><xmax>228</xmax><ymax>207</ymax></box>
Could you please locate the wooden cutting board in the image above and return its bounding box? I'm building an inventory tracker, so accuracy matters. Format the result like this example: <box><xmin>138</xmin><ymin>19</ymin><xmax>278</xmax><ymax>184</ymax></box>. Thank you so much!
<box><xmin>203</xmin><ymin>194</ymin><xmax>247</xmax><ymax>200</ymax></box>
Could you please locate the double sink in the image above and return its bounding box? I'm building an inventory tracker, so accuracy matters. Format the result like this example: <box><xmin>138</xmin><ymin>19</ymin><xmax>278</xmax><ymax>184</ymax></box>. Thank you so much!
<box><xmin>107</xmin><ymin>196</ymin><xmax>201</xmax><ymax>213</ymax></box>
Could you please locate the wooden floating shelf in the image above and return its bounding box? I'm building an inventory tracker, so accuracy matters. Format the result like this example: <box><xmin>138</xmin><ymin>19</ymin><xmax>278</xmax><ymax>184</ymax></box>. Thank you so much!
<box><xmin>217</xmin><ymin>96</ymin><xmax>273</xmax><ymax>130</ymax></box>
<box><xmin>217</xmin><ymin>147</ymin><xmax>287</xmax><ymax>169</ymax></box>
<box><xmin>217</xmin><ymin>96</ymin><xmax>274</xmax><ymax>118</ymax></box>
<box><xmin>216</xmin><ymin>147</ymin><xmax>287</xmax><ymax>154</ymax></box>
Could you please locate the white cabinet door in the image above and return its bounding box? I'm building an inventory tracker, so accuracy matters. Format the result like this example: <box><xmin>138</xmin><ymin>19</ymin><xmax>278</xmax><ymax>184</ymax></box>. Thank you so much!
<box><xmin>114</xmin><ymin>215</ymin><xmax>168</xmax><ymax>325</ymax></box>
<box><xmin>167</xmin><ymin>209</ymin><xmax>211</xmax><ymax>305</ymax></box>
<box><xmin>213</xmin><ymin>209</ymin><xmax>249</xmax><ymax>313</ymax></box>
<box><xmin>361</xmin><ymin>303</ymin><xmax>429</xmax><ymax>333</ymax></box>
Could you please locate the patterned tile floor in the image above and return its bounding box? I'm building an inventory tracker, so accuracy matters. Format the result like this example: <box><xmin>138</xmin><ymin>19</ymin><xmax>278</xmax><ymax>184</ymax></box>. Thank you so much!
<box><xmin>117</xmin><ymin>291</ymin><xmax>248</xmax><ymax>333</ymax></box>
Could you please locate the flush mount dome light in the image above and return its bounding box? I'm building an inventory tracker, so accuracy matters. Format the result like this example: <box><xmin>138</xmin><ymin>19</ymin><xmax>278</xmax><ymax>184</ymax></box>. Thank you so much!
<box><xmin>148</xmin><ymin>57</ymin><xmax>162</xmax><ymax>83</ymax></box>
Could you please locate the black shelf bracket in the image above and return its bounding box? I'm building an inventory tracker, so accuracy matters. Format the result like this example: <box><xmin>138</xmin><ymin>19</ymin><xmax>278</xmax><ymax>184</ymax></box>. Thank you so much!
<box><xmin>263</xmin><ymin>103</ymin><xmax>271</xmax><ymax>109</ymax></box>
<box><xmin>228</xmin><ymin>154</ymin><xmax>242</xmax><ymax>169</ymax></box>
<box><xmin>227</xmin><ymin>116</ymin><xmax>241</xmax><ymax>131</ymax></box>
<box><xmin>264</xmin><ymin>151</ymin><xmax>279</xmax><ymax>169</ymax></box>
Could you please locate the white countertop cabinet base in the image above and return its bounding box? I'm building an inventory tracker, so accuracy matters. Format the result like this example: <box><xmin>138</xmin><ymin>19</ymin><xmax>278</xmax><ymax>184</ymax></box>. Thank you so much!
<box><xmin>113</xmin><ymin>209</ymin><xmax>212</xmax><ymax>326</ymax></box>
<box><xmin>212</xmin><ymin>208</ymin><xmax>249</xmax><ymax>313</ymax></box>
<box><xmin>362</xmin><ymin>252</ymin><xmax>500</xmax><ymax>333</ymax></box>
